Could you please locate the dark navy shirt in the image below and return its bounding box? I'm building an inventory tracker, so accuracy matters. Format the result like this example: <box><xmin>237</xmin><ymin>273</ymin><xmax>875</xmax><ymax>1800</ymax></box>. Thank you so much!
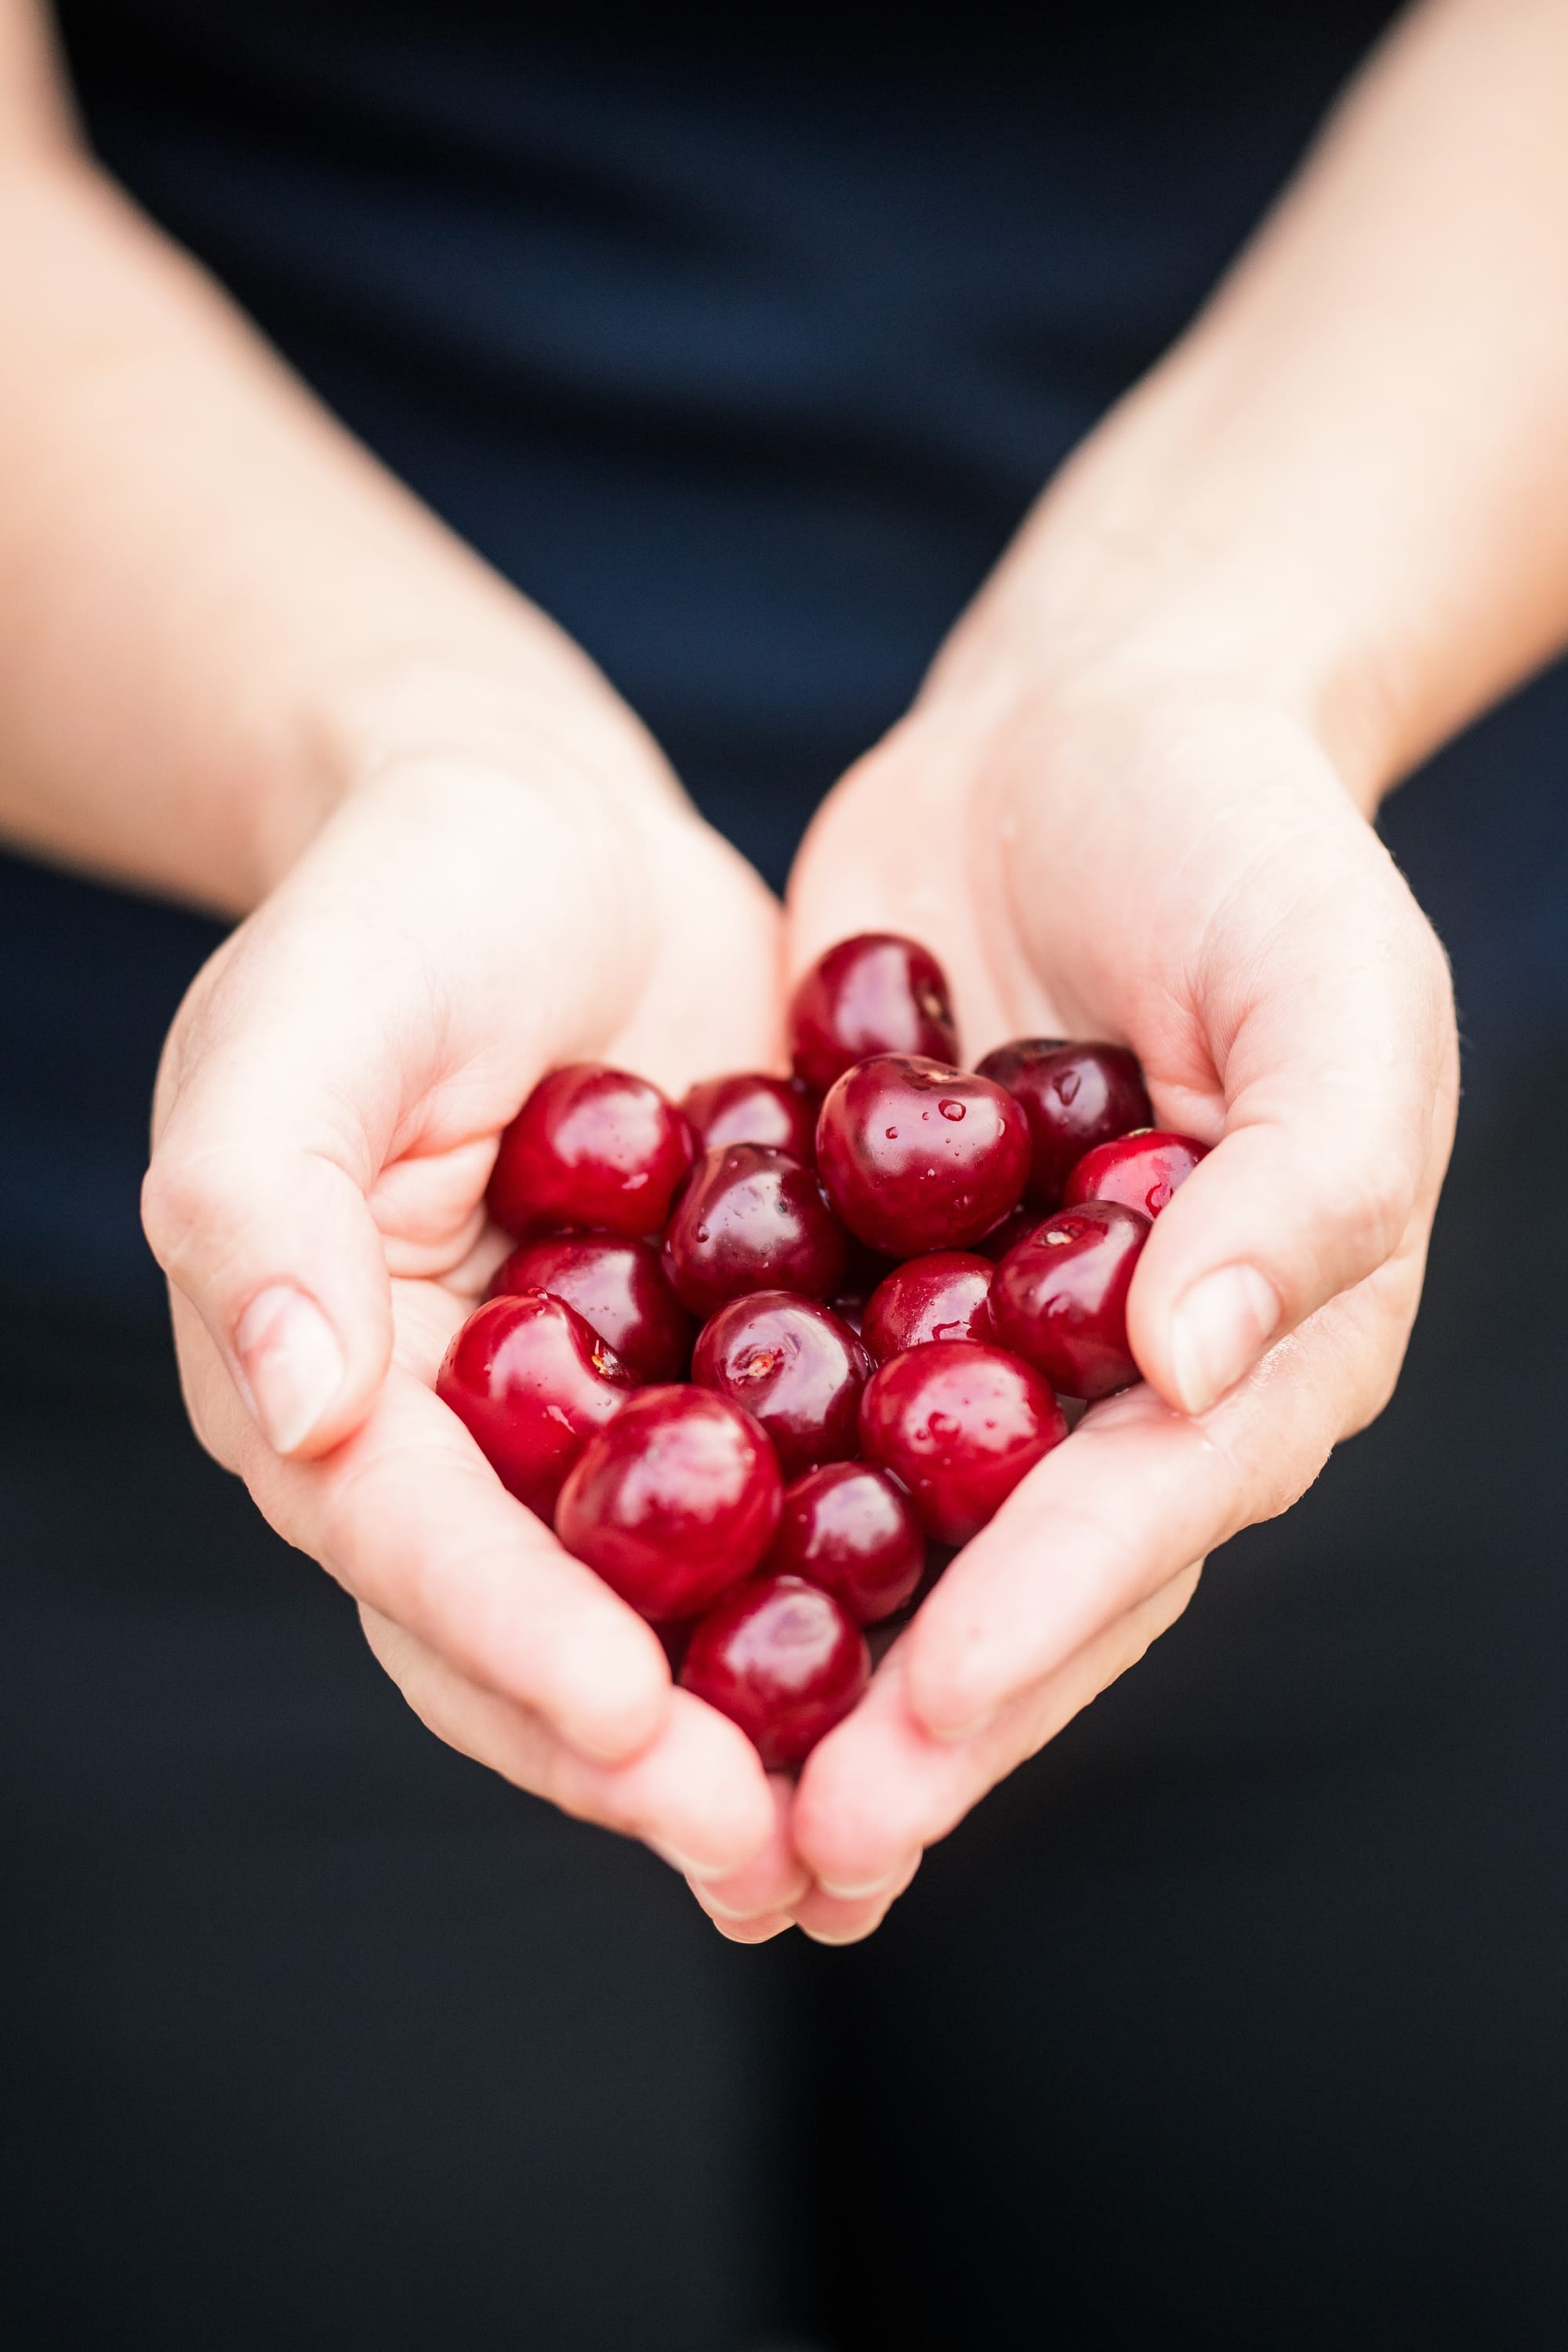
<box><xmin>5</xmin><ymin>1</ymin><xmax>1566</xmax><ymax>1309</ymax></box>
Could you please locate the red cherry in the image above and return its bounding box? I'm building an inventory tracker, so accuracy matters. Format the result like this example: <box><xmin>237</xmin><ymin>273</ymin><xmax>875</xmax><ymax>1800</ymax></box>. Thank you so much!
<box><xmin>767</xmin><ymin>1461</ymin><xmax>925</xmax><ymax>1624</ymax></box>
<box><xmin>489</xmin><ymin>1232</ymin><xmax>692</xmax><ymax>1381</ymax></box>
<box><xmin>692</xmin><ymin>1291</ymin><xmax>871</xmax><ymax>1479</ymax></box>
<box><xmin>680</xmin><ymin>1573</ymin><xmax>869</xmax><ymax>1770</ymax></box>
<box><xmin>861</xmin><ymin>1250</ymin><xmax>995</xmax><ymax>1364</ymax></box>
<box><xmin>682</xmin><ymin>1071</ymin><xmax>819</xmax><ymax>1163</ymax></box>
<box><xmin>661</xmin><ymin>1144</ymin><xmax>847</xmax><ymax>1319</ymax></box>
<box><xmin>815</xmin><ymin>1055</ymin><xmax>1029</xmax><ymax>1259</ymax></box>
<box><xmin>989</xmin><ymin>1201</ymin><xmax>1150</xmax><ymax>1399</ymax></box>
<box><xmin>436</xmin><ymin>1290</ymin><xmax>634</xmax><ymax>1520</ymax></box>
<box><xmin>487</xmin><ymin>1063</ymin><xmax>694</xmax><ymax>1240</ymax></box>
<box><xmin>1062</xmin><ymin>1128</ymin><xmax>1209</xmax><ymax>1219</ymax></box>
<box><xmin>554</xmin><ymin>1386</ymin><xmax>782</xmax><ymax>1621</ymax></box>
<box><xmin>788</xmin><ymin>933</ymin><xmax>958</xmax><ymax>1094</ymax></box>
<box><xmin>858</xmin><ymin>1341</ymin><xmax>1066</xmax><ymax>1546</ymax></box>
<box><xmin>975</xmin><ymin>1040</ymin><xmax>1152</xmax><ymax>1212</ymax></box>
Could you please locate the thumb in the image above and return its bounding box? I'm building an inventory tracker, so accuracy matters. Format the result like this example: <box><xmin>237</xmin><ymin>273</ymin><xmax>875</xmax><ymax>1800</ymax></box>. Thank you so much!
<box><xmin>1131</xmin><ymin>847</ymin><xmax>1457</xmax><ymax>1419</ymax></box>
<box><xmin>143</xmin><ymin>933</ymin><xmax>403</xmax><ymax>1461</ymax></box>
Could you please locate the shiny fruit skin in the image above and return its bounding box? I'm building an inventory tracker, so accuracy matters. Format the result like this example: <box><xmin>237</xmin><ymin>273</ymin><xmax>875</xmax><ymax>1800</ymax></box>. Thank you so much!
<box><xmin>680</xmin><ymin>1573</ymin><xmax>869</xmax><ymax>1769</ymax></box>
<box><xmin>662</xmin><ymin>1144</ymin><xmax>848</xmax><ymax>1319</ymax></box>
<box><xmin>788</xmin><ymin>933</ymin><xmax>958</xmax><ymax>1094</ymax></box>
<box><xmin>436</xmin><ymin>1290</ymin><xmax>635</xmax><ymax>1520</ymax></box>
<box><xmin>975</xmin><ymin>1040</ymin><xmax>1152</xmax><ymax>1212</ymax></box>
<box><xmin>554</xmin><ymin>1385</ymin><xmax>783</xmax><ymax>1621</ymax></box>
<box><xmin>487</xmin><ymin>1063</ymin><xmax>694</xmax><ymax>1240</ymax></box>
<box><xmin>861</xmin><ymin>1250</ymin><xmax>995</xmax><ymax>1364</ymax></box>
<box><xmin>1062</xmin><ymin>1129</ymin><xmax>1209</xmax><ymax>1219</ymax></box>
<box><xmin>989</xmin><ymin>1201</ymin><xmax>1151</xmax><ymax>1399</ymax></box>
<box><xmin>490</xmin><ymin>1232</ymin><xmax>692</xmax><ymax>1381</ymax></box>
<box><xmin>858</xmin><ymin>1341</ymin><xmax>1066</xmax><ymax>1546</ymax></box>
<box><xmin>683</xmin><ymin>1071</ymin><xmax>819</xmax><ymax>1163</ymax></box>
<box><xmin>691</xmin><ymin>1291</ymin><xmax>872</xmax><ymax>1479</ymax></box>
<box><xmin>815</xmin><ymin>1055</ymin><xmax>1029</xmax><ymax>1258</ymax></box>
<box><xmin>768</xmin><ymin>1461</ymin><xmax>926</xmax><ymax>1624</ymax></box>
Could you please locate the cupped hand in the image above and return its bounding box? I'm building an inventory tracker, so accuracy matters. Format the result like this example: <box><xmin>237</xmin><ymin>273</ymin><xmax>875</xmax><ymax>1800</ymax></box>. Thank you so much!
<box><xmin>692</xmin><ymin>660</ymin><xmax>1457</xmax><ymax>1943</ymax></box>
<box><xmin>143</xmin><ymin>742</ymin><xmax>785</xmax><ymax>1882</ymax></box>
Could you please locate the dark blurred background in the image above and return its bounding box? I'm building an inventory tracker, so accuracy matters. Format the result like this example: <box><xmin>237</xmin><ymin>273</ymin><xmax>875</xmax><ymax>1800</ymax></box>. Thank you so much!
<box><xmin>2</xmin><ymin>2</ymin><xmax>1566</xmax><ymax>2343</ymax></box>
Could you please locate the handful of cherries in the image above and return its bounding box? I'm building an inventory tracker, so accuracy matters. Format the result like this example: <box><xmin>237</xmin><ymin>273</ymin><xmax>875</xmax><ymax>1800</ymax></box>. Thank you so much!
<box><xmin>437</xmin><ymin>934</ymin><xmax>1207</xmax><ymax>1772</ymax></box>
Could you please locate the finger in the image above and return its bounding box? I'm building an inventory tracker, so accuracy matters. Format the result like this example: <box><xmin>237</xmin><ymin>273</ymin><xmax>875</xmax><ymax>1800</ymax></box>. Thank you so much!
<box><xmin>792</xmin><ymin>1850</ymin><xmax>924</xmax><ymax>1947</ymax></box>
<box><xmin>1131</xmin><ymin>821</ymin><xmax>1457</xmax><ymax>1414</ymax></box>
<box><xmin>183</xmin><ymin>1293</ymin><xmax>675</xmax><ymax>1761</ymax></box>
<box><xmin>361</xmin><ymin>1610</ymin><xmax>776</xmax><ymax>1876</ymax></box>
<box><xmin>793</xmin><ymin>1567</ymin><xmax>1200</xmax><ymax>1895</ymax></box>
<box><xmin>903</xmin><ymin>1243</ymin><xmax>1418</xmax><ymax>1742</ymax></box>
<box><xmin>709</xmin><ymin>1911</ymin><xmax>798</xmax><ymax>1945</ymax></box>
<box><xmin>683</xmin><ymin>1777</ymin><xmax>811</xmax><ymax>1923</ymax></box>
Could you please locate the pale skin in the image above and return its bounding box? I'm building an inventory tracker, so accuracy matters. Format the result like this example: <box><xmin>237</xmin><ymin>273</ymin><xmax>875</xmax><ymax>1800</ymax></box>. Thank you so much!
<box><xmin>3</xmin><ymin>0</ymin><xmax>1567</xmax><ymax>1943</ymax></box>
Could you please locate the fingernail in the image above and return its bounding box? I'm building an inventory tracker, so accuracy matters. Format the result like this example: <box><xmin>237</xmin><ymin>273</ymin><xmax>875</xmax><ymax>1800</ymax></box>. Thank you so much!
<box><xmin>802</xmin><ymin>1922</ymin><xmax>880</xmax><ymax>1947</ymax></box>
<box><xmin>816</xmin><ymin>1864</ymin><xmax>906</xmax><ymax>1902</ymax></box>
<box><xmin>234</xmin><ymin>1284</ymin><xmax>346</xmax><ymax>1454</ymax></box>
<box><xmin>1169</xmin><ymin>1265</ymin><xmax>1280</xmax><ymax>1415</ymax></box>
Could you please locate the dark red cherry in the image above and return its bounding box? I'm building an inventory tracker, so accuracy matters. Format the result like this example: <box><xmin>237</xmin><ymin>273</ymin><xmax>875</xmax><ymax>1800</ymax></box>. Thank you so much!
<box><xmin>437</xmin><ymin>1290</ymin><xmax>635</xmax><ymax>1520</ymax></box>
<box><xmin>975</xmin><ymin>1040</ymin><xmax>1152</xmax><ymax>1212</ymax></box>
<box><xmin>815</xmin><ymin>1055</ymin><xmax>1029</xmax><ymax>1258</ymax></box>
<box><xmin>789</xmin><ymin>933</ymin><xmax>958</xmax><ymax>1094</ymax></box>
<box><xmin>858</xmin><ymin>1341</ymin><xmax>1066</xmax><ymax>1547</ymax></box>
<box><xmin>989</xmin><ymin>1200</ymin><xmax>1150</xmax><ymax>1399</ymax></box>
<box><xmin>1063</xmin><ymin>1128</ymin><xmax>1209</xmax><ymax>1220</ymax></box>
<box><xmin>692</xmin><ymin>1292</ymin><xmax>871</xmax><ymax>1479</ymax></box>
<box><xmin>768</xmin><ymin>1461</ymin><xmax>926</xmax><ymax>1624</ymax></box>
<box><xmin>861</xmin><ymin>1250</ymin><xmax>995</xmax><ymax>1364</ymax></box>
<box><xmin>487</xmin><ymin>1063</ymin><xmax>694</xmax><ymax>1240</ymax></box>
<box><xmin>680</xmin><ymin>1573</ymin><xmax>869</xmax><ymax>1770</ymax></box>
<box><xmin>554</xmin><ymin>1385</ymin><xmax>782</xmax><ymax>1621</ymax></box>
<box><xmin>490</xmin><ymin>1232</ymin><xmax>692</xmax><ymax>1381</ymax></box>
<box><xmin>662</xmin><ymin>1145</ymin><xmax>847</xmax><ymax>1319</ymax></box>
<box><xmin>682</xmin><ymin>1071</ymin><xmax>819</xmax><ymax>1164</ymax></box>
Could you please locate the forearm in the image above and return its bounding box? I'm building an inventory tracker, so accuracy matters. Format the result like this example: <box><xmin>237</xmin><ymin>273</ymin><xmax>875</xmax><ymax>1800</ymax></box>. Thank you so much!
<box><xmin>937</xmin><ymin>0</ymin><xmax>1568</xmax><ymax>808</ymax></box>
<box><xmin>0</xmin><ymin>4</ymin><xmax>667</xmax><ymax>913</ymax></box>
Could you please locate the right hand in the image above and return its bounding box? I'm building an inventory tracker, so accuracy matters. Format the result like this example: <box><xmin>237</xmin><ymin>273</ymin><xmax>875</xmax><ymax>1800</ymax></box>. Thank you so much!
<box><xmin>142</xmin><ymin>741</ymin><xmax>789</xmax><ymax>1887</ymax></box>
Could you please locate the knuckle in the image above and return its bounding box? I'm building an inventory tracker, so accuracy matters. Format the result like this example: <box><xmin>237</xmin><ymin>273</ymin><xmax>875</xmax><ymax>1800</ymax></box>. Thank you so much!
<box><xmin>140</xmin><ymin>1139</ymin><xmax>225</xmax><ymax>1279</ymax></box>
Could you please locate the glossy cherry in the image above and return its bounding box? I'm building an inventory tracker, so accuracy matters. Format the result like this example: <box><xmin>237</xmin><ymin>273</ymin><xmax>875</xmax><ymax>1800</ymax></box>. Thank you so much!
<box><xmin>861</xmin><ymin>1250</ymin><xmax>995</xmax><ymax>1364</ymax></box>
<box><xmin>692</xmin><ymin>1291</ymin><xmax>871</xmax><ymax>1479</ymax></box>
<box><xmin>975</xmin><ymin>1040</ymin><xmax>1152</xmax><ymax>1212</ymax></box>
<box><xmin>554</xmin><ymin>1385</ymin><xmax>782</xmax><ymax>1621</ymax></box>
<box><xmin>1063</xmin><ymin>1128</ymin><xmax>1209</xmax><ymax>1219</ymax></box>
<box><xmin>680</xmin><ymin>1573</ymin><xmax>869</xmax><ymax>1770</ymax></box>
<box><xmin>662</xmin><ymin>1144</ymin><xmax>847</xmax><ymax>1319</ymax></box>
<box><xmin>487</xmin><ymin>1063</ymin><xmax>694</xmax><ymax>1240</ymax></box>
<box><xmin>437</xmin><ymin>1290</ymin><xmax>635</xmax><ymax>1520</ymax></box>
<box><xmin>815</xmin><ymin>1054</ymin><xmax>1029</xmax><ymax>1258</ymax></box>
<box><xmin>682</xmin><ymin>1071</ymin><xmax>819</xmax><ymax>1163</ymax></box>
<box><xmin>490</xmin><ymin>1232</ymin><xmax>692</xmax><ymax>1381</ymax></box>
<box><xmin>767</xmin><ymin>1461</ymin><xmax>926</xmax><ymax>1625</ymax></box>
<box><xmin>989</xmin><ymin>1200</ymin><xmax>1151</xmax><ymax>1399</ymax></box>
<box><xmin>788</xmin><ymin>933</ymin><xmax>958</xmax><ymax>1094</ymax></box>
<box><xmin>858</xmin><ymin>1341</ymin><xmax>1066</xmax><ymax>1546</ymax></box>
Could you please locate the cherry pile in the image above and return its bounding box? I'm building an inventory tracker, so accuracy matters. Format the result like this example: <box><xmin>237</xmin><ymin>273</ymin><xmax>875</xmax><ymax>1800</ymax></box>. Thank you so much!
<box><xmin>437</xmin><ymin>935</ymin><xmax>1207</xmax><ymax>1772</ymax></box>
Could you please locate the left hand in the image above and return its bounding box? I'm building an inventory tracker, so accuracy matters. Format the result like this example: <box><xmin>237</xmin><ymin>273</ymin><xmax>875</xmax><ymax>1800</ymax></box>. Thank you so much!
<box><xmin>684</xmin><ymin>645</ymin><xmax>1457</xmax><ymax>1946</ymax></box>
